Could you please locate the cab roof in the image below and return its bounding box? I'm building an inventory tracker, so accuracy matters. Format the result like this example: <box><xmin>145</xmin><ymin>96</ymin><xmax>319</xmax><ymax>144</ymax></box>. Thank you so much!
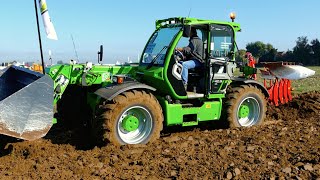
<box><xmin>155</xmin><ymin>17</ymin><xmax>241</xmax><ymax>32</ymax></box>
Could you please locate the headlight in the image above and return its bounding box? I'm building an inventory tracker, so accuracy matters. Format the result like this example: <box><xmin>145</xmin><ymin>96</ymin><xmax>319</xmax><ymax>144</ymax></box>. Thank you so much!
<box><xmin>112</xmin><ymin>76</ymin><xmax>118</xmax><ymax>83</ymax></box>
<box><xmin>112</xmin><ymin>76</ymin><xmax>124</xmax><ymax>84</ymax></box>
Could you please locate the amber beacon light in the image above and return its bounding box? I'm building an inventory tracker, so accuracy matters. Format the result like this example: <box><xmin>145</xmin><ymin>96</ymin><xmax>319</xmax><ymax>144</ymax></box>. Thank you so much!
<box><xmin>230</xmin><ymin>12</ymin><xmax>236</xmax><ymax>22</ymax></box>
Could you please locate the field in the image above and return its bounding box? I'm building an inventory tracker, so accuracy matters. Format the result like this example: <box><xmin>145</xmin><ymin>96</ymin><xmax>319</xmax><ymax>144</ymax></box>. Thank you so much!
<box><xmin>0</xmin><ymin>67</ymin><xmax>319</xmax><ymax>179</ymax></box>
<box><xmin>291</xmin><ymin>66</ymin><xmax>320</xmax><ymax>94</ymax></box>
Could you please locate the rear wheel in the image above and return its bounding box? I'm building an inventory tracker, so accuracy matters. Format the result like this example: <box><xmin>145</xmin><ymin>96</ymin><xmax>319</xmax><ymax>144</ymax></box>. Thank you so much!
<box><xmin>93</xmin><ymin>90</ymin><xmax>163</xmax><ymax>146</ymax></box>
<box><xmin>226</xmin><ymin>85</ymin><xmax>267</xmax><ymax>127</ymax></box>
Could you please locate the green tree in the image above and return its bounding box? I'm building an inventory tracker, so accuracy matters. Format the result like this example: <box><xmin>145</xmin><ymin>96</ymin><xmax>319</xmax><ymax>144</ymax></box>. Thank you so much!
<box><xmin>235</xmin><ymin>49</ymin><xmax>246</xmax><ymax>64</ymax></box>
<box><xmin>311</xmin><ymin>38</ymin><xmax>320</xmax><ymax>65</ymax></box>
<box><xmin>293</xmin><ymin>36</ymin><xmax>312</xmax><ymax>65</ymax></box>
<box><xmin>276</xmin><ymin>50</ymin><xmax>294</xmax><ymax>62</ymax></box>
<box><xmin>246</xmin><ymin>41</ymin><xmax>277</xmax><ymax>63</ymax></box>
<box><xmin>246</xmin><ymin>41</ymin><xmax>266</xmax><ymax>61</ymax></box>
<box><xmin>260</xmin><ymin>45</ymin><xmax>277</xmax><ymax>62</ymax></box>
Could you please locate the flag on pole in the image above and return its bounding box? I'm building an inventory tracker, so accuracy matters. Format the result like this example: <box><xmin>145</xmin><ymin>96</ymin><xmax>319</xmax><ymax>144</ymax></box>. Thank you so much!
<box><xmin>39</xmin><ymin>0</ymin><xmax>58</xmax><ymax>40</ymax></box>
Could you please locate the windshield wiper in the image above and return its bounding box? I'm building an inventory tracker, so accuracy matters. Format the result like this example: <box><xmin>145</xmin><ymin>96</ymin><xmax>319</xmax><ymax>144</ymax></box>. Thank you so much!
<box><xmin>146</xmin><ymin>46</ymin><xmax>168</xmax><ymax>69</ymax></box>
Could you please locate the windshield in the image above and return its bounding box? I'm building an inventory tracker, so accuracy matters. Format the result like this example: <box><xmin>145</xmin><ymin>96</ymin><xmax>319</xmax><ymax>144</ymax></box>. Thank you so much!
<box><xmin>141</xmin><ymin>27</ymin><xmax>180</xmax><ymax>66</ymax></box>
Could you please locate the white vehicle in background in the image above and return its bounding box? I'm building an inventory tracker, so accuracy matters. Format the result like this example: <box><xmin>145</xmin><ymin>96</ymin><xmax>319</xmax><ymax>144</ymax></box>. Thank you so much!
<box><xmin>1</xmin><ymin>62</ymin><xmax>7</xmax><ymax>70</ymax></box>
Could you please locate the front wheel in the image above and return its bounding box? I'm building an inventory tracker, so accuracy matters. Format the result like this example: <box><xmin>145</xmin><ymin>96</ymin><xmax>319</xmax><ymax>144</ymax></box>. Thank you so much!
<box><xmin>225</xmin><ymin>85</ymin><xmax>267</xmax><ymax>127</ymax></box>
<box><xmin>93</xmin><ymin>90</ymin><xmax>163</xmax><ymax>146</ymax></box>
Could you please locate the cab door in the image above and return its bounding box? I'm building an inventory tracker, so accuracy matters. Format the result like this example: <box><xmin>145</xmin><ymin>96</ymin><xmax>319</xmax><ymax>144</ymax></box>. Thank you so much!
<box><xmin>208</xmin><ymin>24</ymin><xmax>236</xmax><ymax>93</ymax></box>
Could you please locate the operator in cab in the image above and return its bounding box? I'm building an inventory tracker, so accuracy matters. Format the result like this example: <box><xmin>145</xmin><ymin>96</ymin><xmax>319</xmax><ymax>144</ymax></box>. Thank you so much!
<box><xmin>176</xmin><ymin>28</ymin><xmax>204</xmax><ymax>90</ymax></box>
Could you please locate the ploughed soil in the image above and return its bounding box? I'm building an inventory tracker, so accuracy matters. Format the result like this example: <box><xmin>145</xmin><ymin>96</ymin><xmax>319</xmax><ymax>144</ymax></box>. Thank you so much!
<box><xmin>0</xmin><ymin>92</ymin><xmax>319</xmax><ymax>179</ymax></box>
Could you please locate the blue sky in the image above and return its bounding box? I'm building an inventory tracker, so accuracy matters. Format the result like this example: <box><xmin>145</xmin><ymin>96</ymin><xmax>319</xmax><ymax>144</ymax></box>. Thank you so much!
<box><xmin>0</xmin><ymin>1</ymin><xmax>319</xmax><ymax>64</ymax></box>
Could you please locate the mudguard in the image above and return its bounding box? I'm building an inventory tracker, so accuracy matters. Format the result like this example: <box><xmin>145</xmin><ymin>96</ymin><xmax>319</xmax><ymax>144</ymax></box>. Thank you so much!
<box><xmin>231</xmin><ymin>78</ymin><xmax>269</xmax><ymax>98</ymax></box>
<box><xmin>95</xmin><ymin>81</ymin><xmax>156</xmax><ymax>101</ymax></box>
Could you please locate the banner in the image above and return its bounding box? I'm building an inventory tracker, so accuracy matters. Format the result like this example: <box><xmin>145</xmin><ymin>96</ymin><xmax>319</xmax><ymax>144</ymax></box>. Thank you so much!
<box><xmin>39</xmin><ymin>0</ymin><xmax>58</xmax><ymax>40</ymax></box>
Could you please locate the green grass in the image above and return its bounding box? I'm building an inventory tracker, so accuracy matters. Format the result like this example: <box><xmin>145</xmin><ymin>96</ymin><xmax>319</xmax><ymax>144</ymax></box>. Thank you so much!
<box><xmin>290</xmin><ymin>66</ymin><xmax>320</xmax><ymax>94</ymax></box>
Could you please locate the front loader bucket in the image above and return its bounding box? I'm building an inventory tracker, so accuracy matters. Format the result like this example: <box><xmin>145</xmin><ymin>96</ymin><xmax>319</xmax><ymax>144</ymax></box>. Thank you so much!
<box><xmin>0</xmin><ymin>66</ymin><xmax>54</xmax><ymax>141</ymax></box>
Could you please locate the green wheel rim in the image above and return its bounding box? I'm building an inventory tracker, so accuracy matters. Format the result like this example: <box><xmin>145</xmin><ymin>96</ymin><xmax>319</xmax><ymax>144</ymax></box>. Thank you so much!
<box><xmin>117</xmin><ymin>106</ymin><xmax>153</xmax><ymax>144</ymax></box>
<box><xmin>238</xmin><ymin>104</ymin><xmax>250</xmax><ymax>118</ymax></box>
<box><xmin>237</xmin><ymin>97</ymin><xmax>260</xmax><ymax>126</ymax></box>
<box><xmin>122</xmin><ymin>115</ymin><xmax>139</xmax><ymax>132</ymax></box>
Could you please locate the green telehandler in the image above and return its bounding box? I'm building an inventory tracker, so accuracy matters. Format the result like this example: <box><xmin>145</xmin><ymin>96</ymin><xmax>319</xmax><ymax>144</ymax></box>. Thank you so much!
<box><xmin>1</xmin><ymin>16</ymin><xmax>270</xmax><ymax>145</ymax></box>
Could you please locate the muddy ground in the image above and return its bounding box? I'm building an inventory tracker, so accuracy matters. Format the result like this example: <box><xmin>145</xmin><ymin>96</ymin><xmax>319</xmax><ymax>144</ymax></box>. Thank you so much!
<box><xmin>0</xmin><ymin>92</ymin><xmax>319</xmax><ymax>179</ymax></box>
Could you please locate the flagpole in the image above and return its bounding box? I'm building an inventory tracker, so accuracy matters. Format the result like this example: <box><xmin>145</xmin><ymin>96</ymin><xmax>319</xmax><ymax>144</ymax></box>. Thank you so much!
<box><xmin>34</xmin><ymin>0</ymin><xmax>46</xmax><ymax>74</ymax></box>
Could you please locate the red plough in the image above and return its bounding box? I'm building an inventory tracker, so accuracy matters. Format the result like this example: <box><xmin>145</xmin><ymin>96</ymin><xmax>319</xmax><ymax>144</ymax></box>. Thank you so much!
<box><xmin>260</xmin><ymin>62</ymin><xmax>314</xmax><ymax>106</ymax></box>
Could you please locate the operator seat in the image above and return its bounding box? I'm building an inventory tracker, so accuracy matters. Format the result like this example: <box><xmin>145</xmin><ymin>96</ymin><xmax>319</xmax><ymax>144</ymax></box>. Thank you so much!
<box><xmin>187</xmin><ymin>39</ymin><xmax>207</xmax><ymax>90</ymax></box>
<box><xmin>188</xmin><ymin>39</ymin><xmax>207</xmax><ymax>76</ymax></box>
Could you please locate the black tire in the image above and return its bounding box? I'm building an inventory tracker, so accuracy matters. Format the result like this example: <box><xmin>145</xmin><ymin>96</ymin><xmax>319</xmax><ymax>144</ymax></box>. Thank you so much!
<box><xmin>56</xmin><ymin>86</ymin><xmax>91</xmax><ymax>128</ymax></box>
<box><xmin>225</xmin><ymin>85</ymin><xmax>267</xmax><ymax>128</ymax></box>
<box><xmin>93</xmin><ymin>90</ymin><xmax>163</xmax><ymax>146</ymax></box>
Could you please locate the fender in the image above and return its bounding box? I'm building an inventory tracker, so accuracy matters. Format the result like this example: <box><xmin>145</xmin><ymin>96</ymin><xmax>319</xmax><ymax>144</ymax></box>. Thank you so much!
<box><xmin>95</xmin><ymin>81</ymin><xmax>156</xmax><ymax>101</ymax></box>
<box><xmin>231</xmin><ymin>78</ymin><xmax>269</xmax><ymax>98</ymax></box>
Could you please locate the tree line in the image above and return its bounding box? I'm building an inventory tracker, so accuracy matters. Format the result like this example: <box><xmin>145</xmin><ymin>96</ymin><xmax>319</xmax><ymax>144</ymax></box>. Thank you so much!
<box><xmin>236</xmin><ymin>36</ymin><xmax>320</xmax><ymax>66</ymax></box>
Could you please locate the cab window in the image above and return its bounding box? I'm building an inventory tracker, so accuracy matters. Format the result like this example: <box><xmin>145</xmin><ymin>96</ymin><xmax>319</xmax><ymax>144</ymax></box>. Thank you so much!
<box><xmin>210</xmin><ymin>25</ymin><xmax>234</xmax><ymax>58</ymax></box>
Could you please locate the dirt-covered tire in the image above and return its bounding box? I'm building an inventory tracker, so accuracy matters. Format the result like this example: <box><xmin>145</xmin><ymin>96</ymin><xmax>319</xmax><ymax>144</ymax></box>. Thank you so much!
<box><xmin>93</xmin><ymin>90</ymin><xmax>163</xmax><ymax>146</ymax></box>
<box><xmin>225</xmin><ymin>85</ymin><xmax>267</xmax><ymax>128</ymax></box>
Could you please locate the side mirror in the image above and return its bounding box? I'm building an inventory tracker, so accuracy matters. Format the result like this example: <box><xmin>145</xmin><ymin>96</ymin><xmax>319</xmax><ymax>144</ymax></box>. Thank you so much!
<box><xmin>183</xmin><ymin>25</ymin><xmax>191</xmax><ymax>37</ymax></box>
<box><xmin>98</xmin><ymin>45</ymin><xmax>103</xmax><ymax>64</ymax></box>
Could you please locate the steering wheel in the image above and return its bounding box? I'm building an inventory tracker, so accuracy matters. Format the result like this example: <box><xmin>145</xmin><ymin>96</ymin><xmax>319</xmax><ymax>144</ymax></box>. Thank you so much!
<box><xmin>174</xmin><ymin>49</ymin><xmax>185</xmax><ymax>62</ymax></box>
<box><xmin>172</xmin><ymin>49</ymin><xmax>184</xmax><ymax>80</ymax></box>
<box><xmin>142</xmin><ymin>53</ymin><xmax>153</xmax><ymax>63</ymax></box>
